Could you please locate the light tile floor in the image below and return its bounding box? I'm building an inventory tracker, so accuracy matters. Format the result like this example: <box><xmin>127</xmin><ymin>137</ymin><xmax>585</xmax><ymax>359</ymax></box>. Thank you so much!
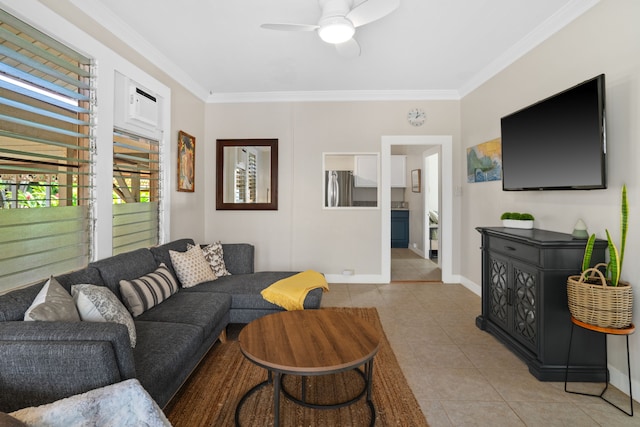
<box><xmin>391</xmin><ymin>248</ymin><xmax>442</xmax><ymax>282</ymax></box>
<box><xmin>321</xmin><ymin>282</ymin><xmax>639</xmax><ymax>426</ymax></box>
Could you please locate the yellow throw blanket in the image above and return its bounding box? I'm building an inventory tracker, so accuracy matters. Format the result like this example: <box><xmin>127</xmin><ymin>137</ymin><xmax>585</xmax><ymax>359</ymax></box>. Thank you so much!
<box><xmin>261</xmin><ymin>270</ymin><xmax>329</xmax><ymax>311</ymax></box>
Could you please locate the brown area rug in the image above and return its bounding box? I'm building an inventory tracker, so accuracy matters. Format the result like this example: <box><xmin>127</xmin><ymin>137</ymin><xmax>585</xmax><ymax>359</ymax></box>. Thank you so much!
<box><xmin>165</xmin><ymin>307</ymin><xmax>428</xmax><ymax>426</ymax></box>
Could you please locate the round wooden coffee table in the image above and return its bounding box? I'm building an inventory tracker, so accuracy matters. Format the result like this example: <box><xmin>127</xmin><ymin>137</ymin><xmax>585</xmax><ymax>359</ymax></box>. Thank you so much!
<box><xmin>236</xmin><ymin>309</ymin><xmax>380</xmax><ymax>426</ymax></box>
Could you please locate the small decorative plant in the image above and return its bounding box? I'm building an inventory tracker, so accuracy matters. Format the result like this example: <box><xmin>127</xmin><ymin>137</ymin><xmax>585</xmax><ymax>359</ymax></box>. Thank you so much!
<box><xmin>581</xmin><ymin>184</ymin><xmax>628</xmax><ymax>286</ymax></box>
<box><xmin>500</xmin><ymin>212</ymin><xmax>535</xmax><ymax>221</ymax></box>
<box><xmin>501</xmin><ymin>212</ymin><xmax>535</xmax><ymax>229</ymax></box>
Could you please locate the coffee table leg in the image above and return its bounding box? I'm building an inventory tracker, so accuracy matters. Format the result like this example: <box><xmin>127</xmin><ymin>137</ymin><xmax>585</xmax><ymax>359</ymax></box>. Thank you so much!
<box><xmin>274</xmin><ymin>371</ymin><xmax>281</xmax><ymax>426</ymax></box>
<box><xmin>366</xmin><ymin>359</ymin><xmax>374</xmax><ymax>400</ymax></box>
<box><xmin>366</xmin><ymin>359</ymin><xmax>376</xmax><ymax>426</ymax></box>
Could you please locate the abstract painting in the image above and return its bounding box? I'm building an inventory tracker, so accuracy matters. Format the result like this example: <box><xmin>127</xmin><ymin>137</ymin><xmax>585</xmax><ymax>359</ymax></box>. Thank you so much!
<box><xmin>467</xmin><ymin>138</ymin><xmax>502</xmax><ymax>183</ymax></box>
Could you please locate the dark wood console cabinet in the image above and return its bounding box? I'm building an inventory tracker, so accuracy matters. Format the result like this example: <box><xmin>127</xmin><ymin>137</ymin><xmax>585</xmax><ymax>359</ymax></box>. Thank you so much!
<box><xmin>476</xmin><ymin>227</ymin><xmax>608</xmax><ymax>381</ymax></box>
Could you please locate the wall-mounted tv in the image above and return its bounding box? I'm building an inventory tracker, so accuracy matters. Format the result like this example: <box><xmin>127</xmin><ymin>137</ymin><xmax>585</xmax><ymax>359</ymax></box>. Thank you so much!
<box><xmin>501</xmin><ymin>74</ymin><xmax>606</xmax><ymax>191</ymax></box>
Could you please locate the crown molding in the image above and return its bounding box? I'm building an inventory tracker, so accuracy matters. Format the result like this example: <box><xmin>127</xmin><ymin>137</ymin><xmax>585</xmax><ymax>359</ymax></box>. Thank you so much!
<box><xmin>69</xmin><ymin>0</ymin><xmax>210</xmax><ymax>101</ymax></box>
<box><xmin>68</xmin><ymin>0</ymin><xmax>598</xmax><ymax>104</ymax></box>
<box><xmin>207</xmin><ymin>89</ymin><xmax>461</xmax><ymax>103</ymax></box>
<box><xmin>458</xmin><ymin>0</ymin><xmax>600</xmax><ymax>97</ymax></box>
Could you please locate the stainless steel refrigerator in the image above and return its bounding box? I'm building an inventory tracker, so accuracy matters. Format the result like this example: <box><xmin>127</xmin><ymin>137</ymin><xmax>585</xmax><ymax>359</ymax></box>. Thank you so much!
<box><xmin>325</xmin><ymin>170</ymin><xmax>353</xmax><ymax>207</ymax></box>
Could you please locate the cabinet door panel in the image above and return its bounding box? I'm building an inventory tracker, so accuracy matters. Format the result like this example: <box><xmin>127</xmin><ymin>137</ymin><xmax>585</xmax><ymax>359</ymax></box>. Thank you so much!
<box><xmin>354</xmin><ymin>155</ymin><xmax>378</xmax><ymax>187</ymax></box>
<box><xmin>390</xmin><ymin>155</ymin><xmax>406</xmax><ymax>187</ymax></box>
<box><xmin>511</xmin><ymin>262</ymin><xmax>538</xmax><ymax>351</ymax></box>
<box><xmin>488</xmin><ymin>255</ymin><xmax>508</xmax><ymax>329</ymax></box>
<box><xmin>391</xmin><ymin>211</ymin><xmax>409</xmax><ymax>248</ymax></box>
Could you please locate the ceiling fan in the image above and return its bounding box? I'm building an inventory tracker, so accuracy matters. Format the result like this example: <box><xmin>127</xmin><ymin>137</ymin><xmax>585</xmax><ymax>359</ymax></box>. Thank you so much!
<box><xmin>261</xmin><ymin>0</ymin><xmax>400</xmax><ymax>57</ymax></box>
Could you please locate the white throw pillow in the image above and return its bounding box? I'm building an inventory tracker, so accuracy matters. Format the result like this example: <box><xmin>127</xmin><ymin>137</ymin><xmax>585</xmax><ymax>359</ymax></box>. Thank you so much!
<box><xmin>24</xmin><ymin>276</ymin><xmax>80</xmax><ymax>322</ymax></box>
<box><xmin>188</xmin><ymin>242</ymin><xmax>231</xmax><ymax>278</ymax></box>
<box><xmin>119</xmin><ymin>263</ymin><xmax>179</xmax><ymax>317</ymax></box>
<box><xmin>169</xmin><ymin>245</ymin><xmax>217</xmax><ymax>288</ymax></box>
<box><xmin>72</xmin><ymin>284</ymin><xmax>137</xmax><ymax>348</ymax></box>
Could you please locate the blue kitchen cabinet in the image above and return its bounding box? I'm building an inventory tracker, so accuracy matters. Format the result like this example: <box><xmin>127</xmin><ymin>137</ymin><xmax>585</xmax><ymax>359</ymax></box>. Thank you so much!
<box><xmin>391</xmin><ymin>210</ymin><xmax>409</xmax><ymax>248</ymax></box>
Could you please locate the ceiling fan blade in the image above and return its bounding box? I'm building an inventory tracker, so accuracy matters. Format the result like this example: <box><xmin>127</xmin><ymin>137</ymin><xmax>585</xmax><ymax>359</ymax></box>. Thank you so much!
<box><xmin>347</xmin><ymin>0</ymin><xmax>400</xmax><ymax>27</ymax></box>
<box><xmin>260</xmin><ymin>23</ymin><xmax>319</xmax><ymax>32</ymax></box>
<box><xmin>335</xmin><ymin>38</ymin><xmax>361</xmax><ymax>58</ymax></box>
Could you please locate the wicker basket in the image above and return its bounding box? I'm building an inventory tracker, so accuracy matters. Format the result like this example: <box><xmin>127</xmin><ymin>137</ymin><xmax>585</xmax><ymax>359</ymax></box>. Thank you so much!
<box><xmin>567</xmin><ymin>263</ymin><xmax>633</xmax><ymax>329</ymax></box>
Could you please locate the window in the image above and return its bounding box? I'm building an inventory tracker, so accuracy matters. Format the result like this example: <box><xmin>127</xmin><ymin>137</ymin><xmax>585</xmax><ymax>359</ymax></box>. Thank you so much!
<box><xmin>233</xmin><ymin>147</ymin><xmax>257</xmax><ymax>203</ymax></box>
<box><xmin>0</xmin><ymin>10</ymin><xmax>94</xmax><ymax>291</ymax></box>
<box><xmin>112</xmin><ymin>129</ymin><xmax>159</xmax><ymax>255</ymax></box>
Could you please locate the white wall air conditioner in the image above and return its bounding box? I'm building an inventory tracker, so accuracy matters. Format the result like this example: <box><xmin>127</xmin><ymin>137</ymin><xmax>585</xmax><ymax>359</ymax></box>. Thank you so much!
<box><xmin>128</xmin><ymin>84</ymin><xmax>158</xmax><ymax>127</ymax></box>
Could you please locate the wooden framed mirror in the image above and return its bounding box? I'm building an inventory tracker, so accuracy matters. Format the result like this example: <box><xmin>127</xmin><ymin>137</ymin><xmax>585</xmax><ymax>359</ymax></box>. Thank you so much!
<box><xmin>216</xmin><ymin>139</ymin><xmax>278</xmax><ymax>210</ymax></box>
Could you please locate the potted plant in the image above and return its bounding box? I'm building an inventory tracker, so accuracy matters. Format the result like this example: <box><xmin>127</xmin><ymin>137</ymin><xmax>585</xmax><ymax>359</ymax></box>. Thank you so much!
<box><xmin>501</xmin><ymin>212</ymin><xmax>535</xmax><ymax>229</ymax></box>
<box><xmin>567</xmin><ymin>184</ymin><xmax>633</xmax><ymax>328</ymax></box>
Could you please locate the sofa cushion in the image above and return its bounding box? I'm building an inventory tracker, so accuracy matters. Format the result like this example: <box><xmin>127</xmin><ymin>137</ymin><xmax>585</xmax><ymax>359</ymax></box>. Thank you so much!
<box><xmin>169</xmin><ymin>245</ymin><xmax>217</xmax><ymax>288</ymax></box>
<box><xmin>132</xmin><ymin>320</ymin><xmax>203</xmax><ymax>407</ymax></box>
<box><xmin>0</xmin><ymin>283</ymin><xmax>44</xmax><ymax>321</ymax></box>
<box><xmin>149</xmin><ymin>238</ymin><xmax>195</xmax><ymax>279</ymax></box>
<box><xmin>119</xmin><ymin>264</ymin><xmax>179</xmax><ymax>317</ymax></box>
<box><xmin>55</xmin><ymin>267</ymin><xmax>104</xmax><ymax>294</ymax></box>
<box><xmin>24</xmin><ymin>276</ymin><xmax>80</xmax><ymax>322</ymax></box>
<box><xmin>89</xmin><ymin>249</ymin><xmax>158</xmax><ymax>301</ymax></box>
<box><xmin>220</xmin><ymin>244</ymin><xmax>254</xmax><ymax>275</ymax></box>
<box><xmin>135</xmin><ymin>292</ymin><xmax>231</xmax><ymax>341</ymax></box>
<box><xmin>182</xmin><ymin>272</ymin><xmax>300</xmax><ymax>310</ymax></box>
<box><xmin>72</xmin><ymin>284</ymin><xmax>137</xmax><ymax>348</ymax></box>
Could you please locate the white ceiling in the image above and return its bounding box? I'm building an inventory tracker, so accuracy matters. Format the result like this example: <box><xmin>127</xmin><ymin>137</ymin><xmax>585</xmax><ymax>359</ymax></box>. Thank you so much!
<box><xmin>72</xmin><ymin>0</ymin><xmax>598</xmax><ymax>102</ymax></box>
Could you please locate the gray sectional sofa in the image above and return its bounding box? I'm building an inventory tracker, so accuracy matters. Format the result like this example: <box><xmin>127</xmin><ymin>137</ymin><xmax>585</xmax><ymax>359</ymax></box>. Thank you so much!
<box><xmin>0</xmin><ymin>238</ymin><xmax>323</xmax><ymax>412</ymax></box>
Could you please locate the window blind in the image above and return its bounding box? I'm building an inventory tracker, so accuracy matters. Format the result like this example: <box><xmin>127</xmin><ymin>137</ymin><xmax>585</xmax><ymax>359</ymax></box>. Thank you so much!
<box><xmin>112</xmin><ymin>129</ymin><xmax>159</xmax><ymax>255</ymax></box>
<box><xmin>0</xmin><ymin>10</ymin><xmax>94</xmax><ymax>291</ymax></box>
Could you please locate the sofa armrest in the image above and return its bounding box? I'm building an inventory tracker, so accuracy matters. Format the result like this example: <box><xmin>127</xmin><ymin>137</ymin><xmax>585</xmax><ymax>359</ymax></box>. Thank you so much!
<box><xmin>222</xmin><ymin>243</ymin><xmax>255</xmax><ymax>274</ymax></box>
<box><xmin>0</xmin><ymin>321</ymin><xmax>135</xmax><ymax>412</ymax></box>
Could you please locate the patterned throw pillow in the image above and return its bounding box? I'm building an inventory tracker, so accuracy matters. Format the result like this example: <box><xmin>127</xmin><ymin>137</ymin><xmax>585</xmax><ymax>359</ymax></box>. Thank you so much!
<box><xmin>169</xmin><ymin>244</ymin><xmax>217</xmax><ymax>288</ymax></box>
<box><xmin>72</xmin><ymin>284</ymin><xmax>137</xmax><ymax>348</ymax></box>
<box><xmin>24</xmin><ymin>276</ymin><xmax>80</xmax><ymax>322</ymax></box>
<box><xmin>119</xmin><ymin>264</ymin><xmax>179</xmax><ymax>317</ymax></box>
<box><xmin>188</xmin><ymin>242</ymin><xmax>231</xmax><ymax>278</ymax></box>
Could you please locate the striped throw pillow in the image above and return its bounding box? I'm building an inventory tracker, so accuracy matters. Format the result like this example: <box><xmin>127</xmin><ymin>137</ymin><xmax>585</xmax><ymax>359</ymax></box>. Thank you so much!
<box><xmin>119</xmin><ymin>263</ymin><xmax>179</xmax><ymax>317</ymax></box>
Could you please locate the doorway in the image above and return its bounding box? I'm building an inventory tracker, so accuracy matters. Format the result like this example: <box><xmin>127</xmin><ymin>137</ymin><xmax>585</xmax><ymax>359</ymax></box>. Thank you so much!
<box><xmin>381</xmin><ymin>135</ymin><xmax>453</xmax><ymax>283</ymax></box>
<box><xmin>389</xmin><ymin>146</ymin><xmax>442</xmax><ymax>282</ymax></box>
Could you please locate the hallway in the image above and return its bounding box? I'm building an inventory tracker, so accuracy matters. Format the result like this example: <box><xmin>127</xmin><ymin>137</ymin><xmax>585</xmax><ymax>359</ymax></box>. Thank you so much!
<box><xmin>391</xmin><ymin>248</ymin><xmax>442</xmax><ymax>282</ymax></box>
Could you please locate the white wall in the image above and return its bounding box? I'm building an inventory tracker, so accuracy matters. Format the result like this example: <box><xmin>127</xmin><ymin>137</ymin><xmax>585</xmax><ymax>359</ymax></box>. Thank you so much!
<box><xmin>205</xmin><ymin>101</ymin><xmax>461</xmax><ymax>278</ymax></box>
<box><xmin>460</xmin><ymin>0</ymin><xmax>640</xmax><ymax>399</ymax></box>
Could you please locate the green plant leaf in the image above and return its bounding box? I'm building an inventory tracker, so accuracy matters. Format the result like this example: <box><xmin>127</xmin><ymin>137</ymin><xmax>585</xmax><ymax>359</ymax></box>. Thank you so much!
<box><xmin>606</xmin><ymin>230</ymin><xmax>620</xmax><ymax>286</ymax></box>
<box><xmin>619</xmin><ymin>184</ymin><xmax>628</xmax><ymax>275</ymax></box>
<box><xmin>582</xmin><ymin>233</ymin><xmax>596</xmax><ymax>272</ymax></box>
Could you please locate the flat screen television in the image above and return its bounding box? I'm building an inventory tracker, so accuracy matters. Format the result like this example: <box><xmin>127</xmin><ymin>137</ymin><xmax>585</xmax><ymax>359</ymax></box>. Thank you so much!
<box><xmin>501</xmin><ymin>74</ymin><xmax>606</xmax><ymax>191</ymax></box>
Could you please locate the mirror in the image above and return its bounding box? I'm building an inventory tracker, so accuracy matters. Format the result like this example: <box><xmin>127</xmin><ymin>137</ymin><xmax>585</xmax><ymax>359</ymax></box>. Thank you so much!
<box><xmin>323</xmin><ymin>153</ymin><xmax>379</xmax><ymax>208</ymax></box>
<box><xmin>216</xmin><ymin>139</ymin><xmax>278</xmax><ymax>210</ymax></box>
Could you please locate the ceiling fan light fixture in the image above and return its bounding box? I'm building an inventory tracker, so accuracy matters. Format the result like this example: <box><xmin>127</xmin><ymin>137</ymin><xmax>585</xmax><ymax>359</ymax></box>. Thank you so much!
<box><xmin>318</xmin><ymin>16</ymin><xmax>355</xmax><ymax>44</ymax></box>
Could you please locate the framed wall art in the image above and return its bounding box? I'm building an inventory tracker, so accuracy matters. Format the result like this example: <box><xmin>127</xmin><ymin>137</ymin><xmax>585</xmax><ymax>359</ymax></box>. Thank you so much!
<box><xmin>177</xmin><ymin>131</ymin><xmax>195</xmax><ymax>192</ymax></box>
<box><xmin>467</xmin><ymin>138</ymin><xmax>502</xmax><ymax>183</ymax></box>
<box><xmin>411</xmin><ymin>169</ymin><xmax>421</xmax><ymax>193</ymax></box>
